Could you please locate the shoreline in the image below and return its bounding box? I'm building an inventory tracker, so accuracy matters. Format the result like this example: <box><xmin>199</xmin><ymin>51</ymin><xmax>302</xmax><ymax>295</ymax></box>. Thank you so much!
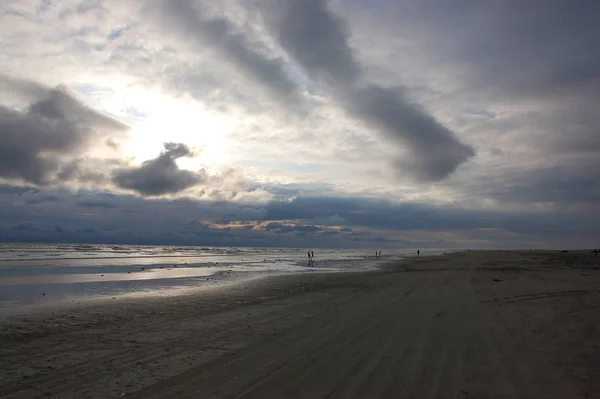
<box><xmin>0</xmin><ymin>248</ymin><xmax>402</xmax><ymax>312</ymax></box>
<box><xmin>1</xmin><ymin>251</ymin><xmax>599</xmax><ymax>398</ymax></box>
<box><xmin>0</xmin><ymin>262</ymin><xmax>387</xmax><ymax>327</ymax></box>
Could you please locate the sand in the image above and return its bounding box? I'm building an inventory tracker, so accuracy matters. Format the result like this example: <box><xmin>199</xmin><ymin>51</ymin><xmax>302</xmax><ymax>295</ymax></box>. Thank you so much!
<box><xmin>1</xmin><ymin>250</ymin><xmax>599</xmax><ymax>398</ymax></box>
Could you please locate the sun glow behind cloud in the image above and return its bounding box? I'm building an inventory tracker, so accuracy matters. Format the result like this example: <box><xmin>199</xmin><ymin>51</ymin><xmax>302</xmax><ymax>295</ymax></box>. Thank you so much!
<box><xmin>116</xmin><ymin>92</ymin><xmax>237</xmax><ymax>169</ymax></box>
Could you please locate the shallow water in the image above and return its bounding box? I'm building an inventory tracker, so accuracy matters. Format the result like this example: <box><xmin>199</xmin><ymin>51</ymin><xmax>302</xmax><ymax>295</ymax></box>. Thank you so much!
<box><xmin>0</xmin><ymin>244</ymin><xmax>433</xmax><ymax>309</ymax></box>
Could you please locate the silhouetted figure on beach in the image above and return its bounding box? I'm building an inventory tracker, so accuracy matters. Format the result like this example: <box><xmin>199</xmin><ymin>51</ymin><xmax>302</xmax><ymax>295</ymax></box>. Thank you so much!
<box><xmin>311</xmin><ymin>251</ymin><xmax>314</xmax><ymax>260</ymax></box>
<box><xmin>308</xmin><ymin>251</ymin><xmax>311</xmax><ymax>265</ymax></box>
<box><xmin>417</xmin><ymin>249</ymin><xmax>420</xmax><ymax>257</ymax></box>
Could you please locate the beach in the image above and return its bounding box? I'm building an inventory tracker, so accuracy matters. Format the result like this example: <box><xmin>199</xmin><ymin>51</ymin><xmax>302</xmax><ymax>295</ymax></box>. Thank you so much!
<box><xmin>1</xmin><ymin>250</ymin><xmax>599</xmax><ymax>398</ymax></box>
<box><xmin>0</xmin><ymin>244</ymin><xmax>407</xmax><ymax>310</ymax></box>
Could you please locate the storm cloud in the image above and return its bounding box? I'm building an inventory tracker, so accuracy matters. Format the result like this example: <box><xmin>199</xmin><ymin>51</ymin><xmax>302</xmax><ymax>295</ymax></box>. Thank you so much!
<box><xmin>112</xmin><ymin>142</ymin><xmax>206</xmax><ymax>196</ymax></box>
<box><xmin>0</xmin><ymin>76</ymin><xmax>128</xmax><ymax>185</ymax></box>
<box><xmin>1</xmin><ymin>186</ymin><xmax>599</xmax><ymax>249</ymax></box>
<box><xmin>276</xmin><ymin>0</ymin><xmax>474</xmax><ymax>180</ymax></box>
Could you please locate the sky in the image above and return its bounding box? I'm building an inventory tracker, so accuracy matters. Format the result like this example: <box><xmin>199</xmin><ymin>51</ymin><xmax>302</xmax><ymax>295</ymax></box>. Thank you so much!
<box><xmin>0</xmin><ymin>0</ymin><xmax>599</xmax><ymax>249</ymax></box>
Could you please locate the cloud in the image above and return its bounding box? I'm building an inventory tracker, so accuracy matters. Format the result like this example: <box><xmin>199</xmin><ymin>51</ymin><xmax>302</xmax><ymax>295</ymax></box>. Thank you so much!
<box><xmin>1</xmin><ymin>186</ymin><xmax>598</xmax><ymax>248</ymax></box>
<box><xmin>274</xmin><ymin>0</ymin><xmax>474</xmax><ymax>180</ymax></box>
<box><xmin>368</xmin><ymin>1</ymin><xmax>600</xmax><ymax>153</ymax></box>
<box><xmin>112</xmin><ymin>142</ymin><xmax>205</xmax><ymax>196</ymax></box>
<box><xmin>200</xmin><ymin>219</ymin><xmax>335</xmax><ymax>236</ymax></box>
<box><xmin>1</xmin><ymin>1</ymin><xmax>599</xmax><ymax>248</ymax></box>
<box><xmin>76</xmin><ymin>199</ymin><xmax>117</xmax><ymax>209</ymax></box>
<box><xmin>54</xmin><ymin>157</ymin><xmax>120</xmax><ymax>186</ymax></box>
<box><xmin>0</xmin><ymin>73</ymin><xmax>48</xmax><ymax>107</ymax></box>
<box><xmin>429</xmin><ymin>1</ymin><xmax>600</xmax><ymax>98</ymax></box>
<box><xmin>1</xmin><ymin>73</ymin><xmax>260</xmax><ymax>198</ymax></box>
<box><xmin>0</xmin><ymin>76</ymin><xmax>128</xmax><ymax>185</ymax></box>
<box><xmin>348</xmin><ymin>0</ymin><xmax>600</xmax><ymax>206</ymax></box>
<box><xmin>264</xmin><ymin>221</ymin><xmax>322</xmax><ymax>234</ymax></box>
<box><xmin>465</xmin><ymin>163</ymin><xmax>600</xmax><ymax>207</ymax></box>
<box><xmin>349</xmin><ymin>85</ymin><xmax>475</xmax><ymax>180</ymax></box>
<box><xmin>278</xmin><ymin>0</ymin><xmax>358</xmax><ymax>85</ymax></box>
<box><xmin>152</xmin><ymin>0</ymin><xmax>302</xmax><ymax>107</ymax></box>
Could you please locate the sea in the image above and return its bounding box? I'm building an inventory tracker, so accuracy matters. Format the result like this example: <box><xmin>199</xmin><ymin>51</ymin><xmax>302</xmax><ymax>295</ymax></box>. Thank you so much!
<box><xmin>0</xmin><ymin>243</ymin><xmax>434</xmax><ymax>311</ymax></box>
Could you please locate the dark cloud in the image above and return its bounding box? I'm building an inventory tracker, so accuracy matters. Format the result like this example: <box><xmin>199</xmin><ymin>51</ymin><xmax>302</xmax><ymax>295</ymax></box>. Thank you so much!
<box><xmin>279</xmin><ymin>0</ymin><xmax>358</xmax><ymax>84</ymax></box>
<box><xmin>154</xmin><ymin>0</ymin><xmax>301</xmax><ymax>106</ymax></box>
<box><xmin>0</xmin><ymin>185</ymin><xmax>599</xmax><ymax>248</ymax></box>
<box><xmin>76</xmin><ymin>200</ymin><xmax>117</xmax><ymax>209</ymax></box>
<box><xmin>263</xmin><ymin>195</ymin><xmax>600</xmax><ymax>240</ymax></box>
<box><xmin>27</xmin><ymin>84</ymin><xmax>126</xmax><ymax>132</ymax></box>
<box><xmin>112</xmin><ymin>142</ymin><xmax>205</xmax><ymax>196</ymax></box>
<box><xmin>350</xmin><ymin>85</ymin><xmax>474</xmax><ymax>180</ymax></box>
<box><xmin>276</xmin><ymin>0</ymin><xmax>474</xmax><ymax>180</ymax></box>
<box><xmin>54</xmin><ymin>158</ymin><xmax>117</xmax><ymax>185</ymax></box>
<box><xmin>12</xmin><ymin>221</ymin><xmax>42</xmax><ymax>232</ymax></box>
<box><xmin>26</xmin><ymin>195</ymin><xmax>60</xmax><ymax>205</ymax></box>
<box><xmin>0</xmin><ymin>76</ymin><xmax>128</xmax><ymax>185</ymax></box>
<box><xmin>0</xmin><ymin>184</ymin><xmax>38</xmax><ymax>196</ymax></box>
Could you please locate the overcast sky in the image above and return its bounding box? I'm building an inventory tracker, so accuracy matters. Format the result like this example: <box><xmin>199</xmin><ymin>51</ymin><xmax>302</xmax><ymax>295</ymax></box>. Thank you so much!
<box><xmin>0</xmin><ymin>0</ymin><xmax>599</xmax><ymax>249</ymax></box>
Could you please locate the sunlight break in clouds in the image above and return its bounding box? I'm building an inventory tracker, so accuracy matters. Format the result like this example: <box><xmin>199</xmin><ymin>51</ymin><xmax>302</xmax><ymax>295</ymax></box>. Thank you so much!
<box><xmin>121</xmin><ymin>93</ymin><xmax>235</xmax><ymax>167</ymax></box>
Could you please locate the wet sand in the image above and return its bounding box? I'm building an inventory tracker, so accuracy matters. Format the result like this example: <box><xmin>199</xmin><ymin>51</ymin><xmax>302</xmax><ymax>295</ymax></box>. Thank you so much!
<box><xmin>1</xmin><ymin>251</ymin><xmax>599</xmax><ymax>398</ymax></box>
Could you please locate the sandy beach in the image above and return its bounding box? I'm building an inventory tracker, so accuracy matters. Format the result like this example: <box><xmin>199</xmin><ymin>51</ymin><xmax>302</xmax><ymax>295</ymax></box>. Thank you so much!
<box><xmin>1</xmin><ymin>250</ymin><xmax>599</xmax><ymax>398</ymax></box>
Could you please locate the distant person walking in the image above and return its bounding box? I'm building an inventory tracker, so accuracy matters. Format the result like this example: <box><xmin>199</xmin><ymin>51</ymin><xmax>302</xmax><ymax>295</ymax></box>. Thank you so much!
<box><xmin>417</xmin><ymin>249</ymin><xmax>420</xmax><ymax>257</ymax></box>
<box><xmin>311</xmin><ymin>251</ymin><xmax>314</xmax><ymax>260</ymax></box>
<box><xmin>308</xmin><ymin>251</ymin><xmax>311</xmax><ymax>265</ymax></box>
